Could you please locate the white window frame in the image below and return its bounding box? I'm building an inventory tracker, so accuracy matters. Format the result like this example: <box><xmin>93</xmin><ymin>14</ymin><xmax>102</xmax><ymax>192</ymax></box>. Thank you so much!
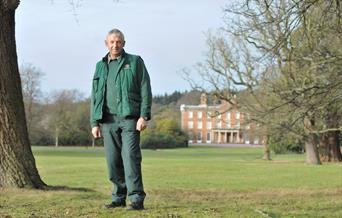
<box><xmin>206</xmin><ymin>132</ymin><xmax>211</xmax><ymax>143</ymax></box>
<box><xmin>197</xmin><ymin>121</ymin><xmax>202</xmax><ymax>129</ymax></box>
<box><xmin>217</xmin><ymin>121</ymin><xmax>222</xmax><ymax>128</ymax></box>
<box><xmin>188</xmin><ymin>121</ymin><xmax>193</xmax><ymax>129</ymax></box>
<box><xmin>226</xmin><ymin>121</ymin><xmax>231</xmax><ymax>128</ymax></box>
<box><xmin>188</xmin><ymin>111</ymin><xmax>193</xmax><ymax>119</ymax></box>
<box><xmin>198</xmin><ymin>111</ymin><xmax>202</xmax><ymax>119</ymax></box>
<box><xmin>235</xmin><ymin>120</ymin><xmax>240</xmax><ymax>128</ymax></box>
<box><xmin>206</xmin><ymin>122</ymin><xmax>212</xmax><ymax>129</ymax></box>
<box><xmin>197</xmin><ymin>131</ymin><xmax>202</xmax><ymax>142</ymax></box>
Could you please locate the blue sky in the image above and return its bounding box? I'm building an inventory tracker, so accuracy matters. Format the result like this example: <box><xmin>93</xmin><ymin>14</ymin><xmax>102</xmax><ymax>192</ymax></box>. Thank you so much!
<box><xmin>16</xmin><ymin>0</ymin><xmax>227</xmax><ymax>96</ymax></box>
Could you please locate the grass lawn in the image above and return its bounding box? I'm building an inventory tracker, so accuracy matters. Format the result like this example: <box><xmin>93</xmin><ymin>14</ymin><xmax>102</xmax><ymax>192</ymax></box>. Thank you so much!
<box><xmin>0</xmin><ymin>146</ymin><xmax>341</xmax><ymax>218</ymax></box>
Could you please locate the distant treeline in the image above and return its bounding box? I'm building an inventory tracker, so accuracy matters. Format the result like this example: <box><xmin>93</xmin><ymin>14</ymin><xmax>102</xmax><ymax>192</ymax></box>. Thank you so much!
<box><xmin>152</xmin><ymin>91</ymin><xmax>183</xmax><ymax>105</ymax></box>
<box><xmin>20</xmin><ymin>65</ymin><xmax>200</xmax><ymax>147</ymax></box>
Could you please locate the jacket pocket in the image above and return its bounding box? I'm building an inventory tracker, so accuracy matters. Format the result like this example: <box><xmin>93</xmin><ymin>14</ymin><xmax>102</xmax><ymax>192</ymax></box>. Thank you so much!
<box><xmin>128</xmin><ymin>93</ymin><xmax>141</xmax><ymax>115</ymax></box>
<box><xmin>93</xmin><ymin>76</ymin><xmax>100</xmax><ymax>92</ymax></box>
<box><xmin>129</xmin><ymin>93</ymin><xmax>141</xmax><ymax>104</ymax></box>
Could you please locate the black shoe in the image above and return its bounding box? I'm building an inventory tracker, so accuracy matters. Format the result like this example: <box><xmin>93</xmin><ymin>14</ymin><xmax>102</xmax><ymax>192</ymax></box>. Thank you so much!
<box><xmin>102</xmin><ymin>201</ymin><xmax>126</xmax><ymax>209</ymax></box>
<box><xmin>126</xmin><ymin>202</ymin><xmax>144</xmax><ymax>210</ymax></box>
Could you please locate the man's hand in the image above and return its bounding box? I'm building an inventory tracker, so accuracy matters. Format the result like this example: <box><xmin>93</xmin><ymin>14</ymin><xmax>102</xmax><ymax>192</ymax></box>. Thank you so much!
<box><xmin>91</xmin><ymin>126</ymin><xmax>102</xmax><ymax>138</ymax></box>
<box><xmin>136</xmin><ymin>117</ymin><xmax>148</xmax><ymax>131</ymax></box>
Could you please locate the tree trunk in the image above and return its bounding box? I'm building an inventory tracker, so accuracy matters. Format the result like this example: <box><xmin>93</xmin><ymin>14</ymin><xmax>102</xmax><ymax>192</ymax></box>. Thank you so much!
<box><xmin>262</xmin><ymin>136</ymin><xmax>271</xmax><ymax>160</ymax></box>
<box><xmin>327</xmin><ymin>131</ymin><xmax>342</xmax><ymax>162</ymax></box>
<box><xmin>262</xmin><ymin>144</ymin><xmax>271</xmax><ymax>160</ymax></box>
<box><xmin>325</xmin><ymin>108</ymin><xmax>342</xmax><ymax>162</ymax></box>
<box><xmin>304</xmin><ymin>117</ymin><xmax>321</xmax><ymax>165</ymax></box>
<box><xmin>318</xmin><ymin>132</ymin><xmax>342</xmax><ymax>162</ymax></box>
<box><xmin>319</xmin><ymin>105</ymin><xmax>342</xmax><ymax>162</ymax></box>
<box><xmin>305</xmin><ymin>133</ymin><xmax>321</xmax><ymax>165</ymax></box>
<box><xmin>318</xmin><ymin>133</ymin><xmax>331</xmax><ymax>162</ymax></box>
<box><xmin>0</xmin><ymin>2</ymin><xmax>46</xmax><ymax>188</ymax></box>
<box><xmin>55</xmin><ymin>128</ymin><xmax>59</xmax><ymax>147</ymax></box>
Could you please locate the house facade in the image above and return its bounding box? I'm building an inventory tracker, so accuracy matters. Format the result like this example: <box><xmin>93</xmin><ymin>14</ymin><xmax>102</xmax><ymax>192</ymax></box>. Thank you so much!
<box><xmin>180</xmin><ymin>94</ymin><xmax>260</xmax><ymax>144</ymax></box>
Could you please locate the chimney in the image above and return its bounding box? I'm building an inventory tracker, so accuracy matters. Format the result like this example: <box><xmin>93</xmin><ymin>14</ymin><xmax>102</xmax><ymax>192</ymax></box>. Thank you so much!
<box><xmin>200</xmin><ymin>93</ymin><xmax>207</xmax><ymax>106</ymax></box>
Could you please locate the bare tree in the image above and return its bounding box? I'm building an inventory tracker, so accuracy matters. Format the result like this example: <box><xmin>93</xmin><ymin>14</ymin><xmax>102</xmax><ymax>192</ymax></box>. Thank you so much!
<box><xmin>20</xmin><ymin>63</ymin><xmax>44</xmax><ymax>132</ymax></box>
<box><xmin>185</xmin><ymin>0</ymin><xmax>342</xmax><ymax>164</ymax></box>
<box><xmin>47</xmin><ymin>89</ymin><xmax>84</xmax><ymax>147</ymax></box>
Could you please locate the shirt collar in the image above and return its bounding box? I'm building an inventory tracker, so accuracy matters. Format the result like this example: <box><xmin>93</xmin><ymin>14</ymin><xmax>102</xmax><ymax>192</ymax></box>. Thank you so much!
<box><xmin>108</xmin><ymin>53</ymin><xmax>122</xmax><ymax>64</ymax></box>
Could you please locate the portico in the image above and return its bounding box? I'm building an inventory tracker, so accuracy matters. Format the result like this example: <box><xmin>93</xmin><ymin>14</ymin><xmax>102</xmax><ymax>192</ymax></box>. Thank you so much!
<box><xmin>212</xmin><ymin>129</ymin><xmax>243</xmax><ymax>144</ymax></box>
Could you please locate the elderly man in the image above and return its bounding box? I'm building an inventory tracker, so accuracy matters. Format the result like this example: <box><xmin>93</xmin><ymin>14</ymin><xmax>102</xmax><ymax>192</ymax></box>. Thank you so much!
<box><xmin>90</xmin><ymin>28</ymin><xmax>152</xmax><ymax>210</ymax></box>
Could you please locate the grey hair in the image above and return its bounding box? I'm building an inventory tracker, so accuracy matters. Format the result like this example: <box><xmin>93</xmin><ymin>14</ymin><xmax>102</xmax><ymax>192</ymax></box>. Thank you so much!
<box><xmin>107</xmin><ymin>28</ymin><xmax>125</xmax><ymax>41</ymax></box>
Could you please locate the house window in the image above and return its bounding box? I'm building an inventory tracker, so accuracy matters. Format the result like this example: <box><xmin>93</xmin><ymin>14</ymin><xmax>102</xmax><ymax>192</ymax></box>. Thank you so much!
<box><xmin>198</xmin><ymin>121</ymin><xmax>202</xmax><ymax>129</ymax></box>
<box><xmin>188</xmin><ymin>111</ymin><xmax>193</xmax><ymax>119</ymax></box>
<box><xmin>188</xmin><ymin>121</ymin><xmax>193</xmax><ymax>129</ymax></box>
<box><xmin>226</xmin><ymin>120</ymin><xmax>231</xmax><ymax>128</ymax></box>
<box><xmin>197</xmin><ymin>132</ymin><xmax>202</xmax><ymax>142</ymax></box>
<box><xmin>217</xmin><ymin>121</ymin><xmax>222</xmax><ymax>128</ymax></box>
<box><xmin>198</xmin><ymin>111</ymin><xmax>202</xmax><ymax>119</ymax></box>
<box><xmin>236</xmin><ymin>112</ymin><xmax>240</xmax><ymax>119</ymax></box>
<box><xmin>206</xmin><ymin>122</ymin><xmax>212</xmax><ymax>129</ymax></box>
<box><xmin>226</xmin><ymin>112</ymin><xmax>231</xmax><ymax>128</ymax></box>
<box><xmin>206</xmin><ymin>132</ymin><xmax>211</xmax><ymax>141</ymax></box>
<box><xmin>235</xmin><ymin>120</ymin><xmax>240</xmax><ymax>128</ymax></box>
<box><xmin>244</xmin><ymin>133</ymin><xmax>250</xmax><ymax>144</ymax></box>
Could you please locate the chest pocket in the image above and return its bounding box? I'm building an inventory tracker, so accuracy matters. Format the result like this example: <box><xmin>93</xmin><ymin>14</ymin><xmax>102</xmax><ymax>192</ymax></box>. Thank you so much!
<box><xmin>123</xmin><ymin>67</ymin><xmax>140</xmax><ymax>92</ymax></box>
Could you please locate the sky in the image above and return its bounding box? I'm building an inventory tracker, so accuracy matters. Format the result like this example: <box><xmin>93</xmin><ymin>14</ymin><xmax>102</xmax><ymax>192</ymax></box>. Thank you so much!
<box><xmin>16</xmin><ymin>0</ymin><xmax>227</xmax><ymax>96</ymax></box>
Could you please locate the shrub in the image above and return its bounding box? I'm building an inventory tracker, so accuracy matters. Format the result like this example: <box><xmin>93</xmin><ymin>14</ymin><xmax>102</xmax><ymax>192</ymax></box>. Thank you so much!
<box><xmin>141</xmin><ymin>131</ymin><xmax>188</xmax><ymax>149</ymax></box>
<box><xmin>268</xmin><ymin>134</ymin><xmax>304</xmax><ymax>154</ymax></box>
<box><xmin>140</xmin><ymin>117</ymin><xmax>188</xmax><ymax>149</ymax></box>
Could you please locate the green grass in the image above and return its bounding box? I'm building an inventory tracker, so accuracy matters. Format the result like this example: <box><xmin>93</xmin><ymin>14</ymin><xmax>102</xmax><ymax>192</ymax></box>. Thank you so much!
<box><xmin>1</xmin><ymin>146</ymin><xmax>341</xmax><ymax>218</ymax></box>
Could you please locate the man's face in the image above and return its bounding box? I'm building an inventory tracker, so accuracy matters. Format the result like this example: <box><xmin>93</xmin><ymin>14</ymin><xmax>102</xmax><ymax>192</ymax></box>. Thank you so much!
<box><xmin>105</xmin><ymin>34</ymin><xmax>125</xmax><ymax>58</ymax></box>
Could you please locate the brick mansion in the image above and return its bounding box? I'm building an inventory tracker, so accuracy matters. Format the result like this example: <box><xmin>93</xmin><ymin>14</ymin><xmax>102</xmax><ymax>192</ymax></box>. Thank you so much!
<box><xmin>180</xmin><ymin>94</ymin><xmax>261</xmax><ymax>144</ymax></box>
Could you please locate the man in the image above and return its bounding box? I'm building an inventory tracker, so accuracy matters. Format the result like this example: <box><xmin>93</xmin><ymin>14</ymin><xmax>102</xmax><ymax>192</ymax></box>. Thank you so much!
<box><xmin>90</xmin><ymin>28</ymin><xmax>152</xmax><ymax>210</ymax></box>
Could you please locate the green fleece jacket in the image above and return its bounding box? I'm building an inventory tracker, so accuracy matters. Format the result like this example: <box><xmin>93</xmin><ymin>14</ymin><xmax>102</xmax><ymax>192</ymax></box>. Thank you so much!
<box><xmin>90</xmin><ymin>51</ymin><xmax>152</xmax><ymax>127</ymax></box>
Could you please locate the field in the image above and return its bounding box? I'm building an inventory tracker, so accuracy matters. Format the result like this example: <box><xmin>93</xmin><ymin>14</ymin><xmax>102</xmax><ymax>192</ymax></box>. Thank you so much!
<box><xmin>0</xmin><ymin>146</ymin><xmax>341</xmax><ymax>218</ymax></box>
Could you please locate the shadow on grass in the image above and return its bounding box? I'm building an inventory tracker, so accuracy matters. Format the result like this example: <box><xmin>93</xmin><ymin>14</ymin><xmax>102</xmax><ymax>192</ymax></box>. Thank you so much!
<box><xmin>43</xmin><ymin>185</ymin><xmax>96</xmax><ymax>193</ymax></box>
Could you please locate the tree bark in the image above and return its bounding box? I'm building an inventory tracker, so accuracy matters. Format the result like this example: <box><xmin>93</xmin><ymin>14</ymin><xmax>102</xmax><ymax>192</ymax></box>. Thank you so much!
<box><xmin>55</xmin><ymin>132</ymin><xmax>59</xmax><ymax>147</ymax></box>
<box><xmin>262</xmin><ymin>144</ymin><xmax>271</xmax><ymax>160</ymax></box>
<box><xmin>262</xmin><ymin>136</ymin><xmax>271</xmax><ymax>160</ymax></box>
<box><xmin>325</xmin><ymin>108</ymin><xmax>342</xmax><ymax>162</ymax></box>
<box><xmin>0</xmin><ymin>2</ymin><xmax>46</xmax><ymax>188</ymax></box>
<box><xmin>327</xmin><ymin>131</ymin><xmax>342</xmax><ymax>162</ymax></box>
<box><xmin>319</xmin><ymin>134</ymin><xmax>331</xmax><ymax>162</ymax></box>
<box><xmin>319</xmin><ymin>107</ymin><xmax>342</xmax><ymax>162</ymax></box>
<box><xmin>305</xmin><ymin>133</ymin><xmax>321</xmax><ymax>165</ymax></box>
<box><xmin>304</xmin><ymin>118</ymin><xmax>321</xmax><ymax>165</ymax></box>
